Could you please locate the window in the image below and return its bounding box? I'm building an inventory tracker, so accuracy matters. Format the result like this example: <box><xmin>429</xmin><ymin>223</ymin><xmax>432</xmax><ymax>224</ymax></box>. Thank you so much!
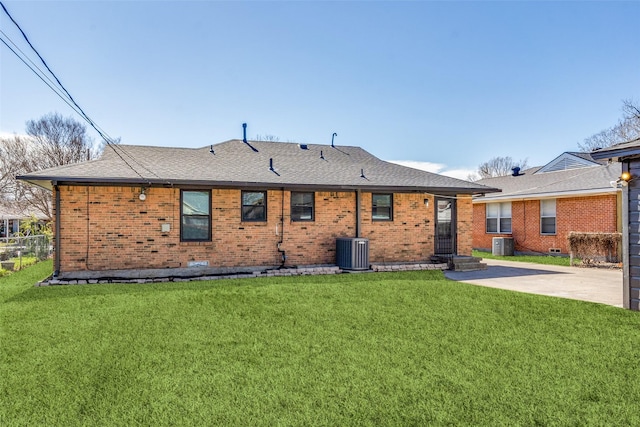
<box><xmin>291</xmin><ymin>192</ymin><xmax>314</xmax><ymax>221</ymax></box>
<box><xmin>242</xmin><ymin>191</ymin><xmax>267</xmax><ymax>221</ymax></box>
<box><xmin>181</xmin><ymin>190</ymin><xmax>211</xmax><ymax>241</ymax></box>
<box><xmin>486</xmin><ymin>202</ymin><xmax>511</xmax><ymax>233</ymax></box>
<box><xmin>372</xmin><ymin>194</ymin><xmax>393</xmax><ymax>220</ymax></box>
<box><xmin>540</xmin><ymin>199</ymin><xmax>556</xmax><ymax>235</ymax></box>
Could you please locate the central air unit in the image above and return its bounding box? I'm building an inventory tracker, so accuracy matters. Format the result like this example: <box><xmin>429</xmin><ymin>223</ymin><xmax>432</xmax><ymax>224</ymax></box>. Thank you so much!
<box><xmin>492</xmin><ymin>237</ymin><xmax>514</xmax><ymax>256</ymax></box>
<box><xmin>336</xmin><ymin>237</ymin><xmax>370</xmax><ymax>270</ymax></box>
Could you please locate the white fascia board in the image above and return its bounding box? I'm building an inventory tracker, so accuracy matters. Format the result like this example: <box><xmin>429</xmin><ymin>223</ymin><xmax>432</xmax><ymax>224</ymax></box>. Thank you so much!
<box><xmin>472</xmin><ymin>187</ymin><xmax>618</xmax><ymax>203</ymax></box>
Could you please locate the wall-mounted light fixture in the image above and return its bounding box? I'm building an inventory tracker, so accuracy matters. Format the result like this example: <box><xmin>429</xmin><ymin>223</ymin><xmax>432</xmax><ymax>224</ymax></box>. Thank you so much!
<box><xmin>611</xmin><ymin>172</ymin><xmax>633</xmax><ymax>188</ymax></box>
<box><xmin>139</xmin><ymin>187</ymin><xmax>147</xmax><ymax>201</ymax></box>
<box><xmin>621</xmin><ymin>171</ymin><xmax>632</xmax><ymax>183</ymax></box>
<box><xmin>424</xmin><ymin>198</ymin><xmax>429</xmax><ymax>207</ymax></box>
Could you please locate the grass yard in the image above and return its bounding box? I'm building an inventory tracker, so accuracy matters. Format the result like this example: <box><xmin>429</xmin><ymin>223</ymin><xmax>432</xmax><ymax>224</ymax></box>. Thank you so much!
<box><xmin>0</xmin><ymin>255</ymin><xmax>40</xmax><ymax>275</ymax></box>
<box><xmin>473</xmin><ymin>249</ymin><xmax>575</xmax><ymax>267</ymax></box>
<box><xmin>2</xmin><ymin>261</ymin><xmax>640</xmax><ymax>426</ymax></box>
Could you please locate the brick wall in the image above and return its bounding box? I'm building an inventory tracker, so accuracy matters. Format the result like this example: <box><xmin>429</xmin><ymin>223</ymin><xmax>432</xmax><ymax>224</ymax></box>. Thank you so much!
<box><xmin>360</xmin><ymin>193</ymin><xmax>434</xmax><ymax>262</ymax></box>
<box><xmin>54</xmin><ymin>186</ymin><xmax>473</xmax><ymax>273</ymax></box>
<box><xmin>456</xmin><ymin>195</ymin><xmax>473</xmax><ymax>256</ymax></box>
<box><xmin>472</xmin><ymin>194</ymin><xmax>619</xmax><ymax>255</ymax></box>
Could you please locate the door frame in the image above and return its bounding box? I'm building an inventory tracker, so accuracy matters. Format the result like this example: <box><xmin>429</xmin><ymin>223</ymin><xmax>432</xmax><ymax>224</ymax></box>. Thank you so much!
<box><xmin>434</xmin><ymin>196</ymin><xmax>457</xmax><ymax>256</ymax></box>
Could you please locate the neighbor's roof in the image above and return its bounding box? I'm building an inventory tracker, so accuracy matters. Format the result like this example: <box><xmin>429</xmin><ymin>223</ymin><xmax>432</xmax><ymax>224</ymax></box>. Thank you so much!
<box><xmin>18</xmin><ymin>140</ymin><xmax>498</xmax><ymax>195</ymax></box>
<box><xmin>474</xmin><ymin>160</ymin><xmax>621</xmax><ymax>202</ymax></box>
<box><xmin>0</xmin><ymin>203</ymin><xmax>48</xmax><ymax>221</ymax></box>
<box><xmin>591</xmin><ymin>137</ymin><xmax>640</xmax><ymax>160</ymax></box>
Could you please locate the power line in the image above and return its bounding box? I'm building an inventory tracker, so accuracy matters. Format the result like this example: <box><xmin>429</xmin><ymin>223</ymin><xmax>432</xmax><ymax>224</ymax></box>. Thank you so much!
<box><xmin>0</xmin><ymin>1</ymin><xmax>164</xmax><ymax>182</ymax></box>
<box><xmin>0</xmin><ymin>33</ymin><xmax>83</xmax><ymax>119</ymax></box>
<box><xmin>0</xmin><ymin>1</ymin><xmax>114</xmax><ymax>143</ymax></box>
<box><xmin>0</xmin><ymin>29</ymin><xmax>67</xmax><ymax>104</ymax></box>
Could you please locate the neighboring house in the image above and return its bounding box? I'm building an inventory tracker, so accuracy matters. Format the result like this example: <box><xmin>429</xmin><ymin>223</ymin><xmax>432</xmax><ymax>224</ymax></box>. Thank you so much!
<box><xmin>592</xmin><ymin>137</ymin><xmax>640</xmax><ymax>310</ymax></box>
<box><xmin>472</xmin><ymin>152</ymin><xmax>622</xmax><ymax>257</ymax></box>
<box><xmin>18</xmin><ymin>139</ymin><xmax>498</xmax><ymax>280</ymax></box>
<box><xmin>0</xmin><ymin>205</ymin><xmax>47</xmax><ymax>239</ymax></box>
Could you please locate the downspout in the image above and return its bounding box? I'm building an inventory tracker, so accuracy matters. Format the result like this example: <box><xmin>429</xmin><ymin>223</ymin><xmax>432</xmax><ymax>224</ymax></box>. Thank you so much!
<box><xmin>622</xmin><ymin>161</ymin><xmax>630</xmax><ymax>309</ymax></box>
<box><xmin>54</xmin><ymin>183</ymin><xmax>61</xmax><ymax>277</ymax></box>
<box><xmin>355</xmin><ymin>189</ymin><xmax>361</xmax><ymax>238</ymax></box>
<box><xmin>277</xmin><ymin>188</ymin><xmax>286</xmax><ymax>268</ymax></box>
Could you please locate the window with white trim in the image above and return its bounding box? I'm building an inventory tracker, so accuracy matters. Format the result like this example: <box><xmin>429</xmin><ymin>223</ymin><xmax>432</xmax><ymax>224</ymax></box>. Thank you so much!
<box><xmin>486</xmin><ymin>202</ymin><xmax>511</xmax><ymax>233</ymax></box>
<box><xmin>540</xmin><ymin>199</ymin><xmax>556</xmax><ymax>235</ymax></box>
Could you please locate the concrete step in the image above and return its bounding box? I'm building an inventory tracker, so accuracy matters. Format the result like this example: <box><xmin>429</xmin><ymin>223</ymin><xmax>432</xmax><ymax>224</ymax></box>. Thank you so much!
<box><xmin>452</xmin><ymin>262</ymin><xmax>487</xmax><ymax>272</ymax></box>
<box><xmin>451</xmin><ymin>256</ymin><xmax>483</xmax><ymax>265</ymax></box>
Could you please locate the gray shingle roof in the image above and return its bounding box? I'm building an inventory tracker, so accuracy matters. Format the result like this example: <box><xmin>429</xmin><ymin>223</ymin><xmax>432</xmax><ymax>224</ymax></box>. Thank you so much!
<box><xmin>474</xmin><ymin>161</ymin><xmax>621</xmax><ymax>201</ymax></box>
<box><xmin>591</xmin><ymin>137</ymin><xmax>640</xmax><ymax>160</ymax></box>
<box><xmin>18</xmin><ymin>140</ymin><xmax>498</xmax><ymax>195</ymax></box>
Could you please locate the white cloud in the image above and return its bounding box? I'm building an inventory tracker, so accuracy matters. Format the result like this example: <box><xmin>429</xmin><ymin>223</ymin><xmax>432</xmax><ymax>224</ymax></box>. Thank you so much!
<box><xmin>388</xmin><ymin>160</ymin><xmax>478</xmax><ymax>181</ymax></box>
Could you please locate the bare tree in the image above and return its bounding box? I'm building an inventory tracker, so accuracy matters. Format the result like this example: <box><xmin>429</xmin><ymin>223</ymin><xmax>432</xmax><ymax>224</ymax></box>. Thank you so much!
<box><xmin>579</xmin><ymin>99</ymin><xmax>640</xmax><ymax>152</ymax></box>
<box><xmin>254</xmin><ymin>134</ymin><xmax>280</xmax><ymax>142</ymax></box>
<box><xmin>0</xmin><ymin>113</ymin><xmax>103</xmax><ymax>220</ymax></box>
<box><xmin>478</xmin><ymin>156</ymin><xmax>529</xmax><ymax>179</ymax></box>
<box><xmin>25</xmin><ymin>112</ymin><xmax>99</xmax><ymax>165</ymax></box>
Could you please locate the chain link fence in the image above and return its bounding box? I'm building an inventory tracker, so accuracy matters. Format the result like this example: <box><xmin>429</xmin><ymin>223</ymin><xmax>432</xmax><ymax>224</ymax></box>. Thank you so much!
<box><xmin>0</xmin><ymin>235</ymin><xmax>52</xmax><ymax>271</ymax></box>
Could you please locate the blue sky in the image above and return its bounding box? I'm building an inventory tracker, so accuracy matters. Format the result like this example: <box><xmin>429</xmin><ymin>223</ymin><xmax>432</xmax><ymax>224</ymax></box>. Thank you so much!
<box><xmin>1</xmin><ymin>1</ymin><xmax>639</xmax><ymax>179</ymax></box>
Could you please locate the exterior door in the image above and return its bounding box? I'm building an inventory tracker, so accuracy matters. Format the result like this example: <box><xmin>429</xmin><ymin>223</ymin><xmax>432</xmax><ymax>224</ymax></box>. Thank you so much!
<box><xmin>435</xmin><ymin>197</ymin><xmax>456</xmax><ymax>255</ymax></box>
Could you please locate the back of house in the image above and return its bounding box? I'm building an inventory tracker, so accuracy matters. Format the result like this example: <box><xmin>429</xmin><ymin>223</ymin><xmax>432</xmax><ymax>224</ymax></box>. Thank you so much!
<box><xmin>19</xmin><ymin>139</ymin><xmax>498</xmax><ymax>280</ymax></box>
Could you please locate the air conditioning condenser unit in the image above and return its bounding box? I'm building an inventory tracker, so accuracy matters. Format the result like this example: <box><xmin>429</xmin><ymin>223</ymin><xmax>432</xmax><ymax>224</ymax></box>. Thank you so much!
<box><xmin>336</xmin><ymin>237</ymin><xmax>370</xmax><ymax>270</ymax></box>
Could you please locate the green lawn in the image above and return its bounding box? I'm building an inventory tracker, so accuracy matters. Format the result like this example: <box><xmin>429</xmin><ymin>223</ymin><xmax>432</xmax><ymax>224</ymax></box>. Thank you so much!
<box><xmin>2</xmin><ymin>261</ymin><xmax>640</xmax><ymax>426</ymax></box>
<box><xmin>473</xmin><ymin>249</ymin><xmax>575</xmax><ymax>266</ymax></box>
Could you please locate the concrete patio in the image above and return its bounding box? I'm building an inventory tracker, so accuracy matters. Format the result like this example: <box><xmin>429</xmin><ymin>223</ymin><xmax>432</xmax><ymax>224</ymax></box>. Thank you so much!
<box><xmin>445</xmin><ymin>258</ymin><xmax>623</xmax><ymax>308</ymax></box>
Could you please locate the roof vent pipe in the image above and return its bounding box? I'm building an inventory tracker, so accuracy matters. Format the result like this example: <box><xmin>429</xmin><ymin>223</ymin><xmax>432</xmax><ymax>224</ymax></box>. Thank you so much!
<box><xmin>242</xmin><ymin>123</ymin><xmax>247</xmax><ymax>143</ymax></box>
<box><xmin>331</xmin><ymin>132</ymin><xmax>337</xmax><ymax>148</ymax></box>
<box><xmin>210</xmin><ymin>145</ymin><xmax>214</xmax><ymax>154</ymax></box>
<box><xmin>320</xmin><ymin>150</ymin><xmax>324</xmax><ymax>159</ymax></box>
<box><xmin>269</xmin><ymin>158</ymin><xmax>274</xmax><ymax>171</ymax></box>
<box><xmin>511</xmin><ymin>166</ymin><xmax>521</xmax><ymax>176</ymax></box>
<box><xmin>360</xmin><ymin>168</ymin><xmax>365</xmax><ymax>178</ymax></box>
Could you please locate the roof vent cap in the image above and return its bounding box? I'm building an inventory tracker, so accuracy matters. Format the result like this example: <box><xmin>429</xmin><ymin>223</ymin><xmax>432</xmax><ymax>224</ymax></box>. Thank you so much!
<box><xmin>511</xmin><ymin>166</ymin><xmax>522</xmax><ymax>176</ymax></box>
<box><xmin>299</xmin><ymin>144</ymin><xmax>308</xmax><ymax>150</ymax></box>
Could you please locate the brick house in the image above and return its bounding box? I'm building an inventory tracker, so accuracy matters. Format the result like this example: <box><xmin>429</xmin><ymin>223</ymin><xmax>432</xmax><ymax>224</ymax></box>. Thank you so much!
<box><xmin>472</xmin><ymin>152</ymin><xmax>622</xmax><ymax>257</ymax></box>
<box><xmin>18</xmin><ymin>139</ymin><xmax>497</xmax><ymax>280</ymax></box>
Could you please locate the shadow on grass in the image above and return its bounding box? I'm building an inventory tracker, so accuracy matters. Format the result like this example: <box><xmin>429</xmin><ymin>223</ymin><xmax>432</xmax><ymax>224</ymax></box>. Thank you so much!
<box><xmin>5</xmin><ymin>270</ymin><xmax>447</xmax><ymax>304</ymax></box>
<box><xmin>445</xmin><ymin>265</ymin><xmax>568</xmax><ymax>281</ymax></box>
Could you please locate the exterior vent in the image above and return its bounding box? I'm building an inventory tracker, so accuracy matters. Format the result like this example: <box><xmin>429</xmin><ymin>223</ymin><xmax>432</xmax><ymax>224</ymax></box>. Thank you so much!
<box><xmin>549</xmin><ymin>248</ymin><xmax>561</xmax><ymax>254</ymax></box>
<box><xmin>336</xmin><ymin>237</ymin><xmax>370</xmax><ymax>270</ymax></box>
<box><xmin>492</xmin><ymin>237</ymin><xmax>514</xmax><ymax>256</ymax></box>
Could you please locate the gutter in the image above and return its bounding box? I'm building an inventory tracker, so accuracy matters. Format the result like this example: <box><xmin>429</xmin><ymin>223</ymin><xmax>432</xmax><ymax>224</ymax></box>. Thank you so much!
<box><xmin>54</xmin><ymin>183</ymin><xmax>60</xmax><ymax>277</ymax></box>
<box><xmin>16</xmin><ymin>175</ymin><xmax>499</xmax><ymax>196</ymax></box>
<box><xmin>473</xmin><ymin>187</ymin><xmax>618</xmax><ymax>203</ymax></box>
<box><xmin>356</xmin><ymin>189</ymin><xmax>361</xmax><ymax>237</ymax></box>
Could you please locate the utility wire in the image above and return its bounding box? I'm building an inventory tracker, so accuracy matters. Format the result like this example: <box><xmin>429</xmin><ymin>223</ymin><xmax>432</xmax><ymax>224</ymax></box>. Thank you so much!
<box><xmin>0</xmin><ymin>1</ymin><xmax>114</xmax><ymax>144</ymax></box>
<box><xmin>0</xmin><ymin>29</ymin><xmax>148</xmax><ymax>181</ymax></box>
<box><xmin>0</xmin><ymin>1</ymin><xmax>163</xmax><ymax>182</ymax></box>
<box><xmin>0</xmin><ymin>29</ymin><xmax>68</xmax><ymax>104</ymax></box>
<box><xmin>0</xmin><ymin>33</ymin><xmax>83</xmax><ymax>120</ymax></box>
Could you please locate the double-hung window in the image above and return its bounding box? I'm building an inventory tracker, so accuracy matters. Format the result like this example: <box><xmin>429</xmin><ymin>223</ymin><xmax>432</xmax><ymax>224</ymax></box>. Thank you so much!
<box><xmin>291</xmin><ymin>192</ymin><xmax>314</xmax><ymax>221</ymax></box>
<box><xmin>181</xmin><ymin>190</ymin><xmax>211</xmax><ymax>241</ymax></box>
<box><xmin>242</xmin><ymin>191</ymin><xmax>267</xmax><ymax>221</ymax></box>
<box><xmin>372</xmin><ymin>194</ymin><xmax>393</xmax><ymax>221</ymax></box>
<box><xmin>540</xmin><ymin>199</ymin><xmax>556</xmax><ymax>235</ymax></box>
<box><xmin>486</xmin><ymin>202</ymin><xmax>511</xmax><ymax>233</ymax></box>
